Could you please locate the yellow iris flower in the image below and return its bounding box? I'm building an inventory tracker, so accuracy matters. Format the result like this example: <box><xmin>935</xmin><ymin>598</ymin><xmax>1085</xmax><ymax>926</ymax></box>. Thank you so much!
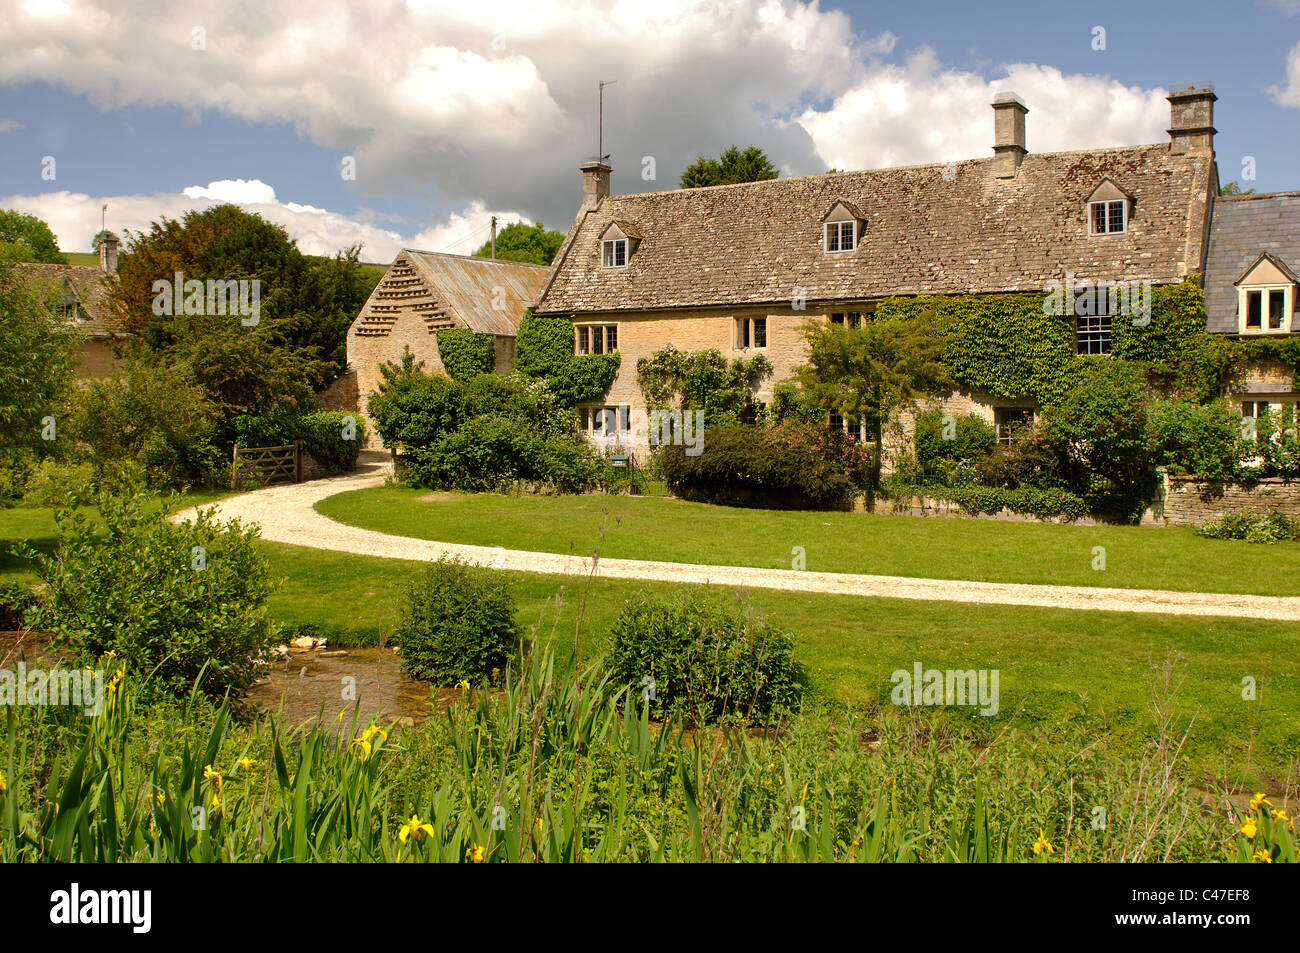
<box><xmin>397</xmin><ymin>815</ymin><xmax>435</xmax><ymax>844</ymax></box>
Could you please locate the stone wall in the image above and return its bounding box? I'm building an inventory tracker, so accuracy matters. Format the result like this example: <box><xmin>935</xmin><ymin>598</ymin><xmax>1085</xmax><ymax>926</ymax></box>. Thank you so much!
<box><xmin>1154</xmin><ymin>470</ymin><xmax>1300</xmax><ymax>526</ymax></box>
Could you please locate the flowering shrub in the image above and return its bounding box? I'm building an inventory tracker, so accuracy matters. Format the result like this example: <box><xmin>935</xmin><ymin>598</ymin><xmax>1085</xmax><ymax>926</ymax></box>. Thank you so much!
<box><xmin>658</xmin><ymin>423</ymin><xmax>872</xmax><ymax>509</ymax></box>
<box><xmin>1196</xmin><ymin>509</ymin><xmax>1300</xmax><ymax>544</ymax></box>
<box><xmin>1231</xmin><ymin>792</ymin><xmax>1297</xmax><ymax>863</ymax></box>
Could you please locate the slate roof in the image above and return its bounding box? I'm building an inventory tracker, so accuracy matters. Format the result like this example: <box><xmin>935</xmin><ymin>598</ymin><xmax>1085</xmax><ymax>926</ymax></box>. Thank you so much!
<box><xmin>13</xmin><ymin>263</ymin><xmax>121</xmax><ymax>337</ymax></box>
<box><xmin>352</xmin><ymin>251</ymin><xmax>549</xmax><ymax>338</ymax></box>
<box><xmin>534</xmin><ymin>144</ymin><xmax>1215</xmax><ymax>315</ymax></box>
<box><xmin>1203</xmin><ymin>192</ymin><xmax>1300</xmax><ymax>334</ymax></box>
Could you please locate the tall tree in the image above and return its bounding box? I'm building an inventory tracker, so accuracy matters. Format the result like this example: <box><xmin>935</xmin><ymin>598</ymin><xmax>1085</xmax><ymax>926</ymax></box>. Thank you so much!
<box><xmin>0</xmin><ymin>262</ymin><xmax>78</xmax><ymax>459</ymax></box>
<box><xmin>680</xmin><ymin>146</ymin><xmax>780</xmax><ymax>188</ymax></box>
<box><xmin>796</xmin><ymin>313</ymin><xmax>950</xmax><ymax>509</ymax></box>
<box><xmin>0</xmin><ymin>210</ymin><xmax>67</xmax><ymax>264</ymax></box>
<box><xmin>472</xmin><ymin>221</ymin><xmax>565</xmax><ymax>265</ymax></box>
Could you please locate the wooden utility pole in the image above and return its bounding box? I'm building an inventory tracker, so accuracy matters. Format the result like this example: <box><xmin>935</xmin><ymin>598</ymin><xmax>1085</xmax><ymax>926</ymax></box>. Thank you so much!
<box><xmin>490</xmin><ymin>215</ymin><xmax>497</xmax><ymax>259</ymax></box>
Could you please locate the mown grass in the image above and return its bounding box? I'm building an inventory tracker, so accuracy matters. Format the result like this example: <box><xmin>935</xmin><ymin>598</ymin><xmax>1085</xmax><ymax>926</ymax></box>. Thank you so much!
<box><xmin>5</xmin><ymin>499</ymin><xmax>1299</xmax><ymax>785</ymax></box>
<box><xmin>316</xmin><ymin>486</ymin><xmax>1300</xmax><ymax>596</ymax></box>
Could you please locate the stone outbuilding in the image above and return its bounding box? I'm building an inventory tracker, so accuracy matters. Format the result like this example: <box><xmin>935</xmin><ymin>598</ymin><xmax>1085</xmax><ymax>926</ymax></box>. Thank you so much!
<box><xmin>342</xmin><ymin>250</ymin><xmax>549</xmax><ymax>446</ymax></box>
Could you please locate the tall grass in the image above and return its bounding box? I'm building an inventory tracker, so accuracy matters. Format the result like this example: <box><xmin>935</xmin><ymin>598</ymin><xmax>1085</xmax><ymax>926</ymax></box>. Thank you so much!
<box><xmin>1</xmin><ymin>644</ymin><xmax>1293</xmax><ymax>862</ymax></box>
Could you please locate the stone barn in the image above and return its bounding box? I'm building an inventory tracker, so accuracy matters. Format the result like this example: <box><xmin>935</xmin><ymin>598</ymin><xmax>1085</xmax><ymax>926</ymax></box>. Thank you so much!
<box><xmin>342</xmin><ymin>250</ymin><xmax>549</xmax><ymax>446</ymax></box>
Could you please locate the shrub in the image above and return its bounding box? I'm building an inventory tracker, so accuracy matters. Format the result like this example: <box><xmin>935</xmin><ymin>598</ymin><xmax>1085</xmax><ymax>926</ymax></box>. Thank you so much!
<box><xmin>435</xmin><ymin>328</ymin><xmax>496</xmax><ymax>380</ymax></box>
<box><xmin>21</xmin><ymin>488</ymin><xmax>278</xmax><ymax>702</ymax></box>
<box><xmin>395</xmin><ymin>558</ymin><xmax>521</xmax><ymax>684</ymax></box>
<box><xmin>72</xmin><ymin>361</ymin><xmax>220</xmax><ymax>489</ymax></box>
<box><xmin>1196</xmin><ymin>510</ymin><xmax>1300</xmax><ymax>544</ymax></box>
<box><xmin>22</xmin><ymin>459</ymin><xmax>95</xmax><ymax>507</ymax></box>
<box><xmin>1146</xmin><ymin>399</ymin><xmax>1242</xmax><ymax>479</ymax></box>
<box><xmin>659</xmin><ymin>422</ymin><xmax>872</xmax><ymax>509</ymax></box>
<box><xmin>0</xmin><ymin>581</ymin><xmax>35</xmax><ymax>630</ymax></box>
<box><xmin>605</xmin><ymin>592</ymin><xmax>804</xmax><ymax>726</ymax></box>
<box><xmin>914</xmin><ymin>408</ymin><xmax>997</xmax><ymax>479</ymax></box>
<box><xmin>371</xmin><ymin>369</ymin><xmax>604</xmax><ymax>493</ymax></box>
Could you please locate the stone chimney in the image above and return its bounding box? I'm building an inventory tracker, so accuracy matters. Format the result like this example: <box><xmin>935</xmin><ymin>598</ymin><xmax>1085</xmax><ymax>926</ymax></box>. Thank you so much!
<box><xmin>1167</xmin><ymin>85</ymin><xmax>1216</xmax><ymax>154</ymax></box>
<box><xmin>99</xmin><ymin>232</ymin><xmax>120</xmax><ymax>274</ymax></box>
<box><xmin>580</xmin><ymin>158</ymin><xmax>611</xmax><ymax>211</ymax></box>
<box><xmin>991</xmin><ymin>93</ymin><xmax>1028</xmax><ymax>178</ymax></box>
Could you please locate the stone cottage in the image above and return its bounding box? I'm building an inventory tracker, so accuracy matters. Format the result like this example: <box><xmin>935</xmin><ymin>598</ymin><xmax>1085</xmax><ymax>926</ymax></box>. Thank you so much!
<box><xmin>15</xmin><ymin>233</ymin><xmax>126</xmax><ymax>378</ymax></box>
<box><xmin>1202</xmin><ymin>190</ymin><xmax>1300</xmax><ymax>421</ymax></box>
<box><xmin>342</xmin><ymin>250</ymin><xmax>549</xmax><ymax>446</ymax></box>
<box><xmin>532</xmin><ymin>87</ymin><xmax>1224</xmax><ymax>455</ymax></box>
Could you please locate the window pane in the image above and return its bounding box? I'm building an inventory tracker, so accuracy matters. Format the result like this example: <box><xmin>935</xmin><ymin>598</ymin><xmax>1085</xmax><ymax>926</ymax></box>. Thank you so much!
<box><xmin>602</xmin><ymin>242</ymin><xmax>612</xmax><ymax>267</ymax></box>
<box><xmin>1108</xmin><ymin>201</ymin><xmax>1125</xmax><ymax>233</ymax></box>
<box><xmin>841</xmin><ymin>222</ymin><xmax>854</xmax><ymax>250</ymax></box>
<box><xmin>1091</xmin><ymin>203</ymin><xmax>1106</xmax><ymax>234</ymax></box>
<box><xmin>739</xmin><ymin>318</ymin><xmax>750</xmax><ymax>348</ymax></box>
<box><xmin>616</xmin><ymin>241</ymin><xmax>626</xmax><ymax>266</ymax></box>
<box><xmin>606</xmin><ymin>325</ymin><xmax>618</xmax><ymax>351</ymax></box>
<box><xmin>1269</xmin><ymin>290</ymin><xmax>1285</xmax><ymax>329</ymax></box>
<box><xmin>831</xmin><ymin>313</ymin><xmax>844</xmax><ymax>325</ymax></box>
<box><xmin>848</xmin><ymin>311</ymin><xmax>861</xmax><ymax>329</ymax></box>
<box><xmin>592</xmin><ymin>328</ymin><xmax>602</xmax><ymax>353</ymax></box>
<box><xmin>826</xmin><ymin>224</ymin><xmax>839</xmax><ymax>252</ymax></box>
<box><xmin>753</xmin><ymin>317</ymin><xmax>767</xmax><ymax>348</ymax></box>
<box><xmin>577</xmin><ymin>326</ymin><xmax>588</xmax><ymax>353</ymax></box>
<box><xmin>1247</xmin><ymin>291</ymin><xmax>1263</xmax><ymax>328</ymax></box>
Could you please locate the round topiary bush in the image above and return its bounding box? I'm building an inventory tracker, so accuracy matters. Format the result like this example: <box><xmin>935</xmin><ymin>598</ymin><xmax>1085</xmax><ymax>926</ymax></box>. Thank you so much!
<box><xmin>605</xmin><ymin>592</ymin><xmax>805</xmax><ymax>726</ymax></box>
<box><xmin>395</xmin><ymin>558</ymin><xmax>520</xmax><ymax>684</ymax></box>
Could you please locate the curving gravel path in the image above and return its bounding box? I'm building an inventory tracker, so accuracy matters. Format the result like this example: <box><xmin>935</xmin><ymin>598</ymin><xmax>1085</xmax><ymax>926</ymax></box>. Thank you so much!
<box><xmin>170</xmin><ymin>453</ymin><xmax>1300</xmax><ymax>622</ymax></box>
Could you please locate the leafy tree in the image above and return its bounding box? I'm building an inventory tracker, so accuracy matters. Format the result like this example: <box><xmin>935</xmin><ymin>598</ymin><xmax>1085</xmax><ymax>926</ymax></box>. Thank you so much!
<box><xmin>1040</xmin><ymin>358</ymin><xmax>1153</xmax><ymax>518</ymax></box>
<box><xmin>472</xmin><ymin>221</ymin><xmax>565</xmax><ymax>265</ymax></box>
<box><xmin>796</xmin><ymin>313</ymin><xmax>949</xmax><ymax>508</ymax></box>
<box><xmin>110</xmin><ymin>206</ymin><xmax>373</xmax><ymax>382</ymax></box>
<box><xmin>1220</xmin><ymin>181</ymin><xmax>1256</xmax><ymax>196</ymax></box>
<box><xmin>0</xmin><ymin>210</ymin><xmax>66</xmax><ymax>264</ymax></box>
<box><xmin>680</xmin><ymin>146</ymin><xmax>779</xmax><ymax>188</ymax></box>
<box><xmin>91</xmin><ymin>229</ymin><xmax>119</xmax><ymax>251</ymax></box>
<box><xmin>0</xmin><ymin>262</ymin><xmax>78</xmax><ymax>459</ymax></box>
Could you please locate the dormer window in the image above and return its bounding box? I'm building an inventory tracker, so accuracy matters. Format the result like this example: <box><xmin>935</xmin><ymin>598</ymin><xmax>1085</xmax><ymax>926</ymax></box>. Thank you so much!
<box><xmin>825</xmin><ymin>221</ymin><xmax>856</xmax><ymax>252</ymax></box>
<box><xmin>1089</xmin><ymin>200</ymin><xmax>1126</xmax><ymax>235</ymax></box>
<box><xmin>601</xmin><ymin>239</ymin><xmax>627</xmax><ymax>268</ymax></box>
<box><xmin>1235</xmin><ymin>253</ymin><xmax>1297</xmax><ymax>335</ymax></box>
<box><xmin>599</xmin><ymin>221</ymin><xmax>641</xmax><ymax>269</ymax></box>
<box><xmin>1085</xmin><ymin>179</ymin><xmax>1132</xmax><ymax>236</ymax></box>
<box><xmin>821</xmin><ymin>199</ymin><xmax>865</xmax><ymax>255</ymax></box>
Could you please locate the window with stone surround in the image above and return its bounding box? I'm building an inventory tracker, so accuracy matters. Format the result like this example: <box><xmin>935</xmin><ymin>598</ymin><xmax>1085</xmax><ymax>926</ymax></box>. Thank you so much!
<box><xmin>735</xmin><ymin>316</ymin><xmax>767</xmax><ymax>349</ymax></box>
<box><xmin>830</xmin><ymin>311</ymin><xmax>863</xmax><ymax>329</ymax></box>
<box><xmin>578</xmin><ymin>404</ymin><xmax>630</xmax><ymax>437</ymax></box>
<box><xmin>1088</xmin><ymin>199</ymin><xmax>1126</xmax><ymax>235</ymax></box>
<box><xmin>576</xmin><ymin>324</ymin><xmax>618</xmax><ymax>355</ymax></box>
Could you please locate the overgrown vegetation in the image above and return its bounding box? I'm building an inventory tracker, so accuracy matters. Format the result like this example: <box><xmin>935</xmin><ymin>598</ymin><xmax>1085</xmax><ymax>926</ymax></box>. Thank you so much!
<box><xmin>512</xmin><ymin>313</ymin><xmax>620</xmax><ymax>406</ymax></box>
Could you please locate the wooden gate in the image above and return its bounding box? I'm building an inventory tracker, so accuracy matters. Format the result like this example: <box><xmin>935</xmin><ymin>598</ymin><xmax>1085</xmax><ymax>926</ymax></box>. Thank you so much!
<box><xmin>231</xmin><ymin>441</ymin><xmax>301</xmax><ymax>488</ymax></box>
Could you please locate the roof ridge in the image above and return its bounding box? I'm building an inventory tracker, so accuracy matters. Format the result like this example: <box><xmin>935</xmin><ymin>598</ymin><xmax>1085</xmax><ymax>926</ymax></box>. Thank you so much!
<box><xmin>403</xmin><ymin>248</ymin><xmax>548</xmax><ymax>269</ymax></box>
<box><xmin>601</xmin><ymin>142</ymin><xmax>1174</xmax><ymax>203</ymax></box>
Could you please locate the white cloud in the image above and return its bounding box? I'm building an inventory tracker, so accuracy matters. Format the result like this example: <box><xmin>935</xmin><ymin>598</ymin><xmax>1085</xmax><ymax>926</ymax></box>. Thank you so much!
<box><xmin>0</xmin><ymin>1</ymin><xmax>1179</xmax><ymax>223</ymax></box>
<box><xmin>797</xmin><ymin>50</ymin><xmax>1170</xmax><ymax>171</ymax></box>
<box><xmin>1270</xmin><ymin>42</ymin><xmax>1300</xmax><ymax>107</ymax></box>
<box><xmin>0</xmin><ymin>180</ymin><xmax>531</xmax><ymax>261</ymax></box>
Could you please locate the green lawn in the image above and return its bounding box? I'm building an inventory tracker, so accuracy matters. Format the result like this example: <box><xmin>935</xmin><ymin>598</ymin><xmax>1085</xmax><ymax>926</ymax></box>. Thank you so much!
<box><xmin>5</xmin><ymin>497</ymin><xmax>1299</xmax><ymax>783</ymax></box>
<box><xmin>316</xmin><ymin>486</ymin><xmax>1300</xmax><ymax>597</ymax></box>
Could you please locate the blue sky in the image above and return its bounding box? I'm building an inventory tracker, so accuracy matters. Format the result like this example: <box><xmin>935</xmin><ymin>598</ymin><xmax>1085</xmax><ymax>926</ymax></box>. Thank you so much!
<box><xmin>0</xmin><ymin>0</ymin><xmax>1295</xmax><ymax>259</ymax></box>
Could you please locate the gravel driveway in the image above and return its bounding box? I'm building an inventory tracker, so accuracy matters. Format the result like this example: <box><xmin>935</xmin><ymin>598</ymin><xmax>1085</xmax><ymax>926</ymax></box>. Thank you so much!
<box><xmin>171</xmin><ymin>453</ymin><xmax>1300</xmax><ymax>621</ymax></box>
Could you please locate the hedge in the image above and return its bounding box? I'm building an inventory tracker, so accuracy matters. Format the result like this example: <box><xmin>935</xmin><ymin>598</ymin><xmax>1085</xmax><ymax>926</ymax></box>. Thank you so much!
<box><xmin>233</xmin><ymin>410</ymin><xmax>365</xmax><ymax>473</ymax></box>
<box><xmin>885</xmin><ymin>481</ymin><xmax>1089</xmax><ymax>522</ymax></box>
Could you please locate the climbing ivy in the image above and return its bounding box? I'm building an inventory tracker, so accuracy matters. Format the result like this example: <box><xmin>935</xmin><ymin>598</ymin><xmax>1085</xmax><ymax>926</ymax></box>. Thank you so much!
<box><xmin>513</xmin><ymin>312</ymin><xmax>619</xmax><ymax>406</ymax></box>
<box><xmin>435</xmin><ymin>328</ymin><xmax>497</xmax><ymax>381</ymax></box>
<box><xmin>636</xmin><ymin>346</ymin><xmax>773</xmax><ymax>425</ymax></box>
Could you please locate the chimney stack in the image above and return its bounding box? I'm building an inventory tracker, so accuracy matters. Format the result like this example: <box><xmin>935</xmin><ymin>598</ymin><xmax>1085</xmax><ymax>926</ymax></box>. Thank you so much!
<box><xmin>579</xmin><ymin>158</ymin><xmax>611</xmax><ymax>211</ymax></box>
<box><xmin>1167</xmin><ymin>85</ymin><xmax>1216</xmax><ymax>154</ymax></box>
<box><xmin>991</xmin><ymin>93</ymin><xmax>1028</xmax><ymax>178</ymax></box>
<box><xmin>99</xmin><ymin>232</ymin><xmax>120</xmax><ymax>274</ymax></box>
